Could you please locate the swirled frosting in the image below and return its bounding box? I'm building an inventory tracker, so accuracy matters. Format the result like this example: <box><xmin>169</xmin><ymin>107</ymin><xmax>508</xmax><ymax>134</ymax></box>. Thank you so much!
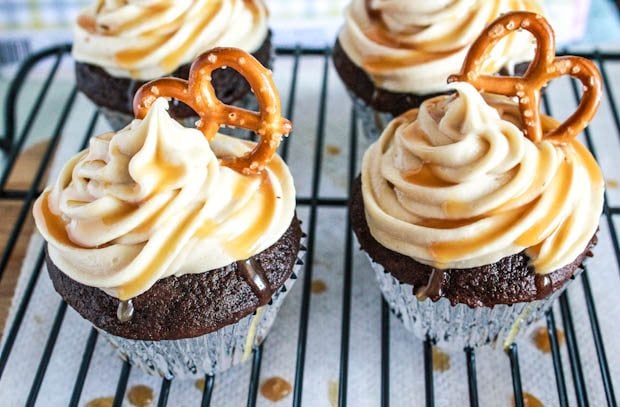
<box><xmin>73</xmin><ymin>0</ymin><xmax>268</xmax><ymax>79</ymax></box>
<box><xmin>33</xmin><ymin>98</ymin><xmax>295</xmax><ymax>300</ymax></box>
<box><xmin>339</xmin><ymin>0</ymin><xmax>543</xmax><ymax>94</ymax></box>
<box><xmin>361</xmin><ymin>83</ymin><xmax>603</xmax><ymax>273</ymax></box>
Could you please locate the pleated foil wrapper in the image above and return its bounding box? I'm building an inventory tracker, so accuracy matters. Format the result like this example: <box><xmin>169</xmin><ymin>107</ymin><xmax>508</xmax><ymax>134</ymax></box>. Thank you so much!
<box><xmin>368</xmin><ymin>256</ymin><xmax>580</xmax><ymax>349</ymax></box>
<box><xmin>99</xmin><ymin>235</ymin><xmax>306</xmax><ymax>379</ymax></box>
<box><xmin>349</xmin><ymin>92</ymin><xmax>394</xmax><ymax>140</ymax></box>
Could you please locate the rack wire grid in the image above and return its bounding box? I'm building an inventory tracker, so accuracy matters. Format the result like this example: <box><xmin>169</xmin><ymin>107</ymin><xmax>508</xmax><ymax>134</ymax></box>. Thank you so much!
<box><xmin>0</xmin><ymin>44</ymin><xmax>619</xmax><ymax>407</ymax></box>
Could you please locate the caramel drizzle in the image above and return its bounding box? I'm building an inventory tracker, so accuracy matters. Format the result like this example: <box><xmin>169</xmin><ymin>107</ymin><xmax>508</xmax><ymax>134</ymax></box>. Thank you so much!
<box><xmin>134</xmin><ymin>47</ymin><xmax>292</xmax><ymax>176</ymax></box>
<box><xmin>448</xmin><ymin>11</ymin><xmax>602</xmax><ymax>144</ymax></box>
<box><xmin>236</xmin><ymin>258</ymin><xmax>272</xmax><ymax>304</ymax></box>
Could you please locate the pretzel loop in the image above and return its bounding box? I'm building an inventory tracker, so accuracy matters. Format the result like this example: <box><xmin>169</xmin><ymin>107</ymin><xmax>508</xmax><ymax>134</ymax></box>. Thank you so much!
<box><xmin>448</xmin><ymin>11</ymin><xmax>602</xmax><ymax>144</ymax></box>
<box><xmin>133</xmin><ymin>47</ymin><xmax>292</xmax><ymax>175</ymax></box>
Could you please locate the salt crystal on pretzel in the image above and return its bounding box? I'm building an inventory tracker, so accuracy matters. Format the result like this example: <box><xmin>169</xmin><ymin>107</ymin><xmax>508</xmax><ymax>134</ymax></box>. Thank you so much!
<box><xmin>448</xmin><ymin>11</ymin><xmax>602</xmax><ymax>145</ymax></box>
<box><xmin>133</xmin><ymin>47</ymin><xmax>292</xmax><ymax>175</ymax></box>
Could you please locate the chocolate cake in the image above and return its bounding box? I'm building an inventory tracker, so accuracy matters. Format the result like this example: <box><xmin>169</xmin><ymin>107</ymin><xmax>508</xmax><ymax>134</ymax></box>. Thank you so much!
<box><xmin>350</xmin><ymin>177</ymin><xmax>595</xmax><ymax>308</ymax></box>
<box><xmin>332</xmin><ymin>39</ymin><xmax>531</xmax><ymax>117</ymax></box>
<box><xmin>75</xmin><ymin>32</ymin><xmax>273</xmax><ymax>119</ymax></box>
<box><xmin>47</xmin><ymin>215</ymin><xmax>302</xmax><ymax>341</ymax></box>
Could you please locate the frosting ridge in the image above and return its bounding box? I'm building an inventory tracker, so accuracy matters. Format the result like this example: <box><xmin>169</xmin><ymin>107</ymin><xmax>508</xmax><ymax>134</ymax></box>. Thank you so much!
<box><xmin>361</xmin><ymin>82</ymin><xmax>603</xmax><ymax>272</ymax></box>
<box><xmin>73</xmin><ymin>0</ymin><xmax>269</xmax><ymax>79</ymax></box>
<box><xmin>338</xmin><ymin>0</ymin><xmax>543</xmax><ymax>93</ymax></box>
<box><xmin>34</xmin><ymin>98</ymin><xmax>295</xmax><ymax>299</ymax></box>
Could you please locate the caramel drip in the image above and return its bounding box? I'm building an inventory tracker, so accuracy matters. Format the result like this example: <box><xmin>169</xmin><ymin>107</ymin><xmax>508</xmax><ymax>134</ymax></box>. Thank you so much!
<box><xmin>534</xmin><ymin>274</ymin><xmax>553</xmax><ymax>297</ymax></box>
<box><xmin>311</xmin><ymin>279</ymin><xmax>327</xmax><ymax>294</ymax></box>
<box><xmin>236</xmin><ymin>257</ymin><xmax>272</xmax><ymax>304</ymax></box>
<box><xmin>117</xmin><ymin>299</ymin><xmax>134</xmax><ymax>323</ymax></box>
<box><xmin>225</xmin><ymin>173</ymin><xmax>277</xmax><ymax>258</ymax></box>
<box><xmin>415</xmin><ymin>269</ymin><xmax>445</xmax><ymax>301</ymax></box>
<box><xmin>127</xmin><ymin>385</ymin><xmax>154</xmax><ymax>407</ymax></box>
<box><xmin>85</xmin><ymin>397</ymin><xmax>113</xmax><ymax>407</ymax></box>
<box><xmin>160</xmin><ymin>1</ymin><xmax>224</xmax><ymax>73</ymax></box>
<box><xmin>77</xmin><ymin>14</ymin><xmax>97</xmax><ymax>33</ymax></box>
<box><xmin>115</xmin><ymin>33</ymin><xmax>174</xmax><ymax>69</ymax></box>
<box><xmin>532</xmin><ymin>326</ymin><xmax>564</xmax><ymax>353</ymax></box>
<box><xmin>39</xmin><ymin>193</ymin><xmax>76</xmax><ymax>247</ymax></box>
<box><xmin>195</xmin><ymin>379</ymin><xmax>205</xmax><ymax>391</ymax></box>
<box><xmin>260</xmin><ymin>377</ymin><xmax>292</xmax><ymax>402</ymax></box>
<box><xmin>515</xmin><ymin>160</ymin><xmax>572</xmax><ymax>246</ymax></box>
<box><xmin>402</xmin><ymin>165</ymin><xmax>455</xmax><ymax>188</ymax></box>
<box><xmin>429</xmin><ymin>206</ymin><xmax>527</xmax><ymax>264</ymax></box>
<box><xmin>110</xmin><ymin>3</ymin><xmax>171</xmax><ymax>35</ymax></box>
<box><xmin>101</xmin><ymin>202</ymin><xmax>139</xmax><ymax>225</ymax></box>
<box><xmin>137</xmin><ymin>144</ymin><xmax>186</xmax><ymax>195</ymax></box>
<box><xmin>117</xmin><ymin>206</ymin><xmax>203</xmax><ymax>300</ymax></box>
<box><xmin>519</xmin><ymin>392</ymin><xmax>544</xmax><ymax>407</ymax></box>
<box><xmin>571</xmin><ymin>140</ymin><xmax>603</xmax><ymax>185</ymax></box>
<box><xmin>432</xmin><ymin>348</ymin><xmax>451</xmax><ymax>372</ymax></box>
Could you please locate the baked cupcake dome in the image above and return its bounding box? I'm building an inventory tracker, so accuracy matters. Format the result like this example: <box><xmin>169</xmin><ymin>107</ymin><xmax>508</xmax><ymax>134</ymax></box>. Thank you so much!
<box><xmin>72</xmin><ymin>0</ymin><xmax>272</xmax><ymax>127</ymax></box>
<box><xmin>33</xmin><ymin>48</ymin><xmax>301</xmax><ymax>376</ymax></box>
<box><xmin>350</xmin><ymin>12</ymin><xmax>604</xmax><ymax>346</ymax></box>
<box><xmin>333</xmin><ymin>0</ymin><xmax>543</xmax><ymax>116</ymax></box>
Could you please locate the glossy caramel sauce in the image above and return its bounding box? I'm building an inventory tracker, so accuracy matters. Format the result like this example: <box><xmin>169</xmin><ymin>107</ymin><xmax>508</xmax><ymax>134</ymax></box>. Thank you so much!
<box><xmin>77</xmin><ymin>15</ymin><xmax>97</xmax><ymax>33</ymax></box>
<box><xmin>518</xmin><ymin>392</ymin><xmax>544</xmax><ymax>407</ymax></box>
<box><xmin>432</xmin><ymin>347</ymin><xmax>450</xmax><ymax>372</ymax></box>
<box><xmin>311</xmin><ymin>279</ymin><xmax>328</xmax><ymax>294</ymax></box>
<box><xmin>195</xmin><ymin>378</ymin><xmax>205</xmax><ymax>392</ymax></box>
<box><xmin>39</xmin><ymin>193</ymin><xmax>75</xmax><ymax>247</ymax></box>
<box><xmin>127</xmin><ymin>384</ymin><xmax>154</xmax><ymax>407</ymax></box>
<box><xmin>532</xmin><ymin>326</ymin><xmax>564</xmax><ymax>353</ymax></box>
<box><xmin>607</xmin><ymin>179</ymin><xmax>619</xmax><ymax>189</ymax></box>
<box><xmin>85</xmin><ymin>397</ymin><xmax>114</xmax><ymax>407</ymax></box>
<box><xmin>402</xmin><ymin>165</ymin><xmax>455</xmax><ymax>188</ymax></box>
<box><xmin>260</xmin><ymin>376</ymin><xmax>292</xmax><ymax>402</ymax></box>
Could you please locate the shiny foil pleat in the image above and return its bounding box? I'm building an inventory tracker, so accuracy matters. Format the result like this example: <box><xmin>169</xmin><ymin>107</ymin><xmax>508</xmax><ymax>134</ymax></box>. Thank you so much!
<box><xmin>99</xmin><ymin>236</ymin><xmax>306</xmax><ymax>379</ymax></box>
<box><xmin>369</xmin><ymin>256</ymin><xmax>580</xmax><ymax>349</ymax></box>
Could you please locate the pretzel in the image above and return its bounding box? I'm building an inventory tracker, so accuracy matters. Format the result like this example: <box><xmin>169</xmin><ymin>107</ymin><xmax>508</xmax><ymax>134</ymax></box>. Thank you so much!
<box><xmin>133</xmin><ymin>48</ymin><xmax>292</xmax><ymax>175</ymax></box>
<box><xmin>448</xmin><ymin>12</ymin><xmax>602</xmax><ymax>144</ymax></box>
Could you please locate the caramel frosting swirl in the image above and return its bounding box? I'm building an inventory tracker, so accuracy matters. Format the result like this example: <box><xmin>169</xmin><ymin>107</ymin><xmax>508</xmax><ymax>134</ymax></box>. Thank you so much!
<box><xmin>338</xmin><ymin>0</ymin><xmax>543</xmax><ymax>94</ymax></box>
<box><xmin>361</xmin><ymin>83</ymin><xmax>603</xmax><ymax>273</ymax></box>
<box><xmin>33</xmin><ymin>98</ymin><xmax>295</xmax><ymax>300</ymax></box>
<box><xmin>73</xmin><ymin>0</ymin><xmax>268</xmax><ymax>79</ymax></box>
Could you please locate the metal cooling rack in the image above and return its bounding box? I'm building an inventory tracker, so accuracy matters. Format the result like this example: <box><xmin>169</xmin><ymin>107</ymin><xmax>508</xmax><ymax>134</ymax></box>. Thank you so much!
<box><xmin>0</xmin><ymin>45</ymin><xmax>618</xmax><ymax>407</ymax></box>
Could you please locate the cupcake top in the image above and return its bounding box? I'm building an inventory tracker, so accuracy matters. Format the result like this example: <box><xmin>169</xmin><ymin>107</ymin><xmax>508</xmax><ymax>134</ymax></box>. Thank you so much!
<box><xmin>34</xmin><ymin>49</ymin><xmax>294</xmax><ymax>301</ymax></box>
<box><xmin>338</xmin><ymin>0</ymin><xmax>543</xmax><ymax>94</ymax></box>
<box><xmin>73</xmin><ymin>0</ymin><xmax>268</xmax><ymax>80</ymax></box>
<box><xmin>361</xmin><ymin>12</ymin><xmax>604</xmax><ymax>274</ymax></box>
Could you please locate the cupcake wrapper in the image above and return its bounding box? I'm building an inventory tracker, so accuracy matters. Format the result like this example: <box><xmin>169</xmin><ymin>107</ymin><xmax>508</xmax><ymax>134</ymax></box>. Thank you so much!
<box><xmin>348</xmin><ymin>92</ymin><xmax>394</xmax><ymax>140</ymax></box>
<box><xmin>368</xmin><ymin>255</ymin><xmax>581</xmax><ymax>349</ymax></box>
<box><xmin>99</xmin><ymin>91</ymin><xmax>259</xmax><ymax>136</ymax></box>
<box><xmin>99</xmin><ymin>234</ymin><xmax>306</xmax><ymax>379</ymax></box>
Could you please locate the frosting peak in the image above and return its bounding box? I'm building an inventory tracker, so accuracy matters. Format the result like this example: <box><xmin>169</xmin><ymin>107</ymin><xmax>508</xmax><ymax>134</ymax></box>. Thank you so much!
<box><xmin>362</xmin><ymin>83</ymin><xmax>603</xmax><ymax>273</ymax></box>
<box><xmin>34</xmin><ymin>98</ymin><xmax>295</xmax><ymax>300</ymax></box>
<box><xmin>73</xmin><ymin>0</ymin><xmax>269</xmax><ymax>79</ymax></box>
<box><xmin>338</xmin><ymin>0</ymin><xmax>543</xmax><ymax>93</ymax></box>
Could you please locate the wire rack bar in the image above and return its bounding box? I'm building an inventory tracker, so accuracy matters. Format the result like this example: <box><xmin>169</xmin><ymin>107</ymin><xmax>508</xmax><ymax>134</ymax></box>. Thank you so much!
<box><xmin>157</xmin><ymin>379</ymin><xmax>171</xmax><ymax>407</ymax></box>
<box><xmin>559</xmin><ymin>294</ymin><xmax>589</xmax><ymax>407</ymax></box>
<box><xmin>69</xmin><ymin>328</ymin><xmax>99</xmax><ymax>407</ymax></box>
<box><xmin>380</xmin><ymin>300</ymin><xmax>390</xmax><ymax>407</ymax></box>
<box><xmin>291</xmin><ymin>48</ymin><xmax>331</xmax><ymax>407</ymax></box>
<box><xmin>465</xmin><ymin>348</ymin><xmax>479</xmax><ymax>407</ymax></box>
<box><xmin>246</xmin><ymin>345</ymin><xmax>263</xmax><ymax>407</ymax></box>
<box><xmin>546</xmin><ymin>311</ymin><xmax>569</xmax><ymax>407</ymax></box>
<box><xmin>508</xmin><ymin>344</ymin><xmax>524</xmax><ymax>407</ymax></box>
<box><xmin>201</xmin><ymin>375</ymin><xmax>215</xmax><ymax>407</ymax></box>
<box><xmin>424</xmin><ymin>340</ymin><xmax>435</xmax><ymax>407</ymax></box>
<box><xmin>112</xmin><ymin>362</ymin><xmax>131</xmax><ymax>407</ymax></box>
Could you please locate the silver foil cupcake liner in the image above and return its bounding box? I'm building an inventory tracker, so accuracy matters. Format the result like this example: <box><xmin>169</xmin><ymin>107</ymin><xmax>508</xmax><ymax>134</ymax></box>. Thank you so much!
<box><xmin>368</xmin><ymin>256</ymin><xmax>580</xmax><ymax>349</ymax></box>
<box><xmin>99</xmin><ymin>236</ymin><xmax>306</xmax><ymax>379</ymax></box>
<box><xmin>99</xmin><ymin>91</ymin><xmax>259</xmax><ymax>137</ymax></box>
<box><xmin>348</xmin><ymin>92</ymin><xmax>395</xmax><ymax>140</ymax></box>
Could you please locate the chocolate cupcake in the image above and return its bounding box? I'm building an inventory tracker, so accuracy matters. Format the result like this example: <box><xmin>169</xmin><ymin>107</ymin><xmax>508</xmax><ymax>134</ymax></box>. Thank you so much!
<box><xmin>73</xmin><ymin>0</ymin><xmax>272</xmax><ymax>130</ymax></box>
<box><xmin>350</xmin><ymin>12</ymin><xmax>604</xmax><ymax>348</ymax></box>
<box><xmin>33</xmin><ymin>49</ymin><xmax>302</xmax><ymax>377</ymax></box>
<box><xmin>333</xmin><ymin>0</ymin><xmax>544</xmax><ymax>139</ymax></box>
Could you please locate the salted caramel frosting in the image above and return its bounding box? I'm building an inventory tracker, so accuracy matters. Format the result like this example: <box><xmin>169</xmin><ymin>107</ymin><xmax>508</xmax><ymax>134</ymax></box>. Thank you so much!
<box><xmin>33</xmin><ymin>98</ymin><xmax>295</xmax><ymax>300</ymax></box>
<box><xmin>338</xmin><ymin>0</ymin><xmax>543</xmax><ymax>94</ymax></box>
<box><xmin>361</xmin><ymin>82</ymin><xmax>604</xmax><ymax>273</ymax></box>
<box><xmin>73</xmin><ymin>0</ymin><xmax>269</xmax><ymax>79</ymax></box>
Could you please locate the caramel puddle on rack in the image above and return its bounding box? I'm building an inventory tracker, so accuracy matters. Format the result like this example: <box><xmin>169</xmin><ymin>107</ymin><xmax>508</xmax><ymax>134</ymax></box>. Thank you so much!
<box><xmin>325</xmin><ymin>145</ymin><xmax>341</xmax><ymax>156</ymax></box>
<box><xmin>127</xmin><ymin>385</ymin><xmax>154</xmax><ymax>407</ymax></box>
<box><xmin>513</xmin><ymin>392</ymin><xmax>544</xmax><ymax>407</ymax></box>
<box><xmin>311</xmin><ymin>279</ymin><xmax>328</xmax><ymax>294</ymax></box>
<box><xmin>432</xmin><ymin>348</ymin><xmax>450</xmax><ymax>372</ymax></box>
<box><xmin>606</xmin><ymin>178</ymin><xmax>619</xmax><ymax>189</ymax></box>
<box><xmin>532</xmin><ymin>326</ymin><xmax>565</xmax><ymax>353</ymax></box>
<box><xmin>85</xmin><ymin>397</ymin><xmax>114</xmax><ymax>407</ymax></box>
<box><xmin>260</xmin><ymin>376</ymin><xmax>292</xmax><ymax>402</ymax></box>
<box><xmin>195</xmin><ymin>378</ymin><xmax>205</xmax><ymax>392</ymax></box>
<box><xmin>328</xmin><ymin>380</ymin><xmax>339</xmax><ymax>407</ymax></box>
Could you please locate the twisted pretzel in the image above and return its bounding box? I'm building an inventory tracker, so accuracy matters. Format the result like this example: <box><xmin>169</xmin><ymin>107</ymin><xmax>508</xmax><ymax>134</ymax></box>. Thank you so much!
<box><xmin>133</xmin><ymin>47</ymin><xmax>292</xmax><ymax>175</ymax></box>
<box><xmin>448</xmin><ymin>12</ymin><xmax>602</xmax><ymax>144</ymax></box>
